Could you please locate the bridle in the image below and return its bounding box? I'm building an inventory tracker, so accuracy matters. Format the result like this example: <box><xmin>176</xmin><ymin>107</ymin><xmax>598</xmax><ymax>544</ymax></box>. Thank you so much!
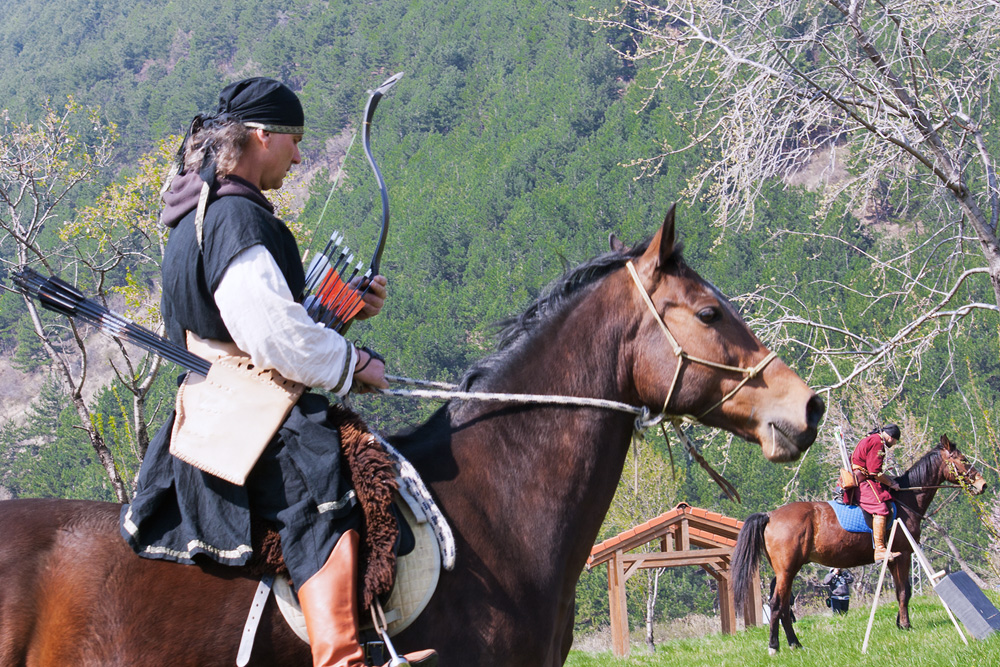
<box><xmin>624</xmin><ymin>260</ymin><xmax>781</xmax><ymax>500</ymax></box>
<box><xmin>945</xmin><ymin>453</ymin><xmax>981</xmax><ymax>490</ymax></box>
<box><xmin>625</xmin><ymin>260</ymin><xmax>777</xmax><ymax>423</ymax></box>
<box><xmin>893</xmin><ymin>450</ymin><xmax>982</xmax><ymax>519</ymax></box>
<box><xmin>380</xmin><ymin>260</ymin><xmax>780</xmax><ymax>433</ymax></box>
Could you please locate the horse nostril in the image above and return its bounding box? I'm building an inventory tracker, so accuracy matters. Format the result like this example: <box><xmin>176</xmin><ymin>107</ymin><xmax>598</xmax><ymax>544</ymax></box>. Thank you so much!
<box><xmin>806</xmin><ymin>394</ymin><xmax>825</xmax><ymax>430</ymax></box>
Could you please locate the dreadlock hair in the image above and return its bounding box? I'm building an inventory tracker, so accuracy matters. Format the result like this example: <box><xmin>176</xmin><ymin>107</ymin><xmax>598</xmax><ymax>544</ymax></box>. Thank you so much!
<box><xmin>182</xmin><ymin>117</ymin><xmax>251</xmax><ymax>178</ymax></box>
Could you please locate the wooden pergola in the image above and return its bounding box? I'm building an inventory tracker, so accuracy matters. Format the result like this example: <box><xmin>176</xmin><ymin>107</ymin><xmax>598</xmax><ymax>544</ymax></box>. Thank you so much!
<box><xmin>586</xmin><ymin>502</ymin><xmax>762</xmax><ymax>657</ymax></box>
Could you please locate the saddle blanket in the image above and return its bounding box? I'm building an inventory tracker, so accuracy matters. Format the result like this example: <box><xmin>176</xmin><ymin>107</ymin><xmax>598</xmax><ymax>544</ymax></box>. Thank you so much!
<box><xmin>826</xmin><ymin>500</ymin><xmax>895</xmax><ymax>533</ymax></box>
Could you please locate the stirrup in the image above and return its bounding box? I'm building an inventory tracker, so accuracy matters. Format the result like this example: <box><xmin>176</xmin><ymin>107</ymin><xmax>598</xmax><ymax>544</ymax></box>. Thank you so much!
<box><xmin>369</xmin><ymin>601</ymin><xmax>437</xmax><ymax>667</ymax></box>
<box><xmin>874</xmin><ymin>548</ymin><xmax>900</xmax><ymax>562</ymax></box>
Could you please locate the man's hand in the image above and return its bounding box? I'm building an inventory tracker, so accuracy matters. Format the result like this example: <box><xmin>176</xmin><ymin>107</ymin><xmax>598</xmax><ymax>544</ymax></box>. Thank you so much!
<box><xmin>880</xmin><ymin>474</ymin><xmax>900</xmax><ymax>491</ymax></box>
<box><xmin>353</xmin><ymin>275</ymin><xmax>387</xmax><ymax>320</ymax></box>
<box><xmin>352</xmin><ymin>347</ymin><xmax>388</xmax><ymax>392</ymax></box>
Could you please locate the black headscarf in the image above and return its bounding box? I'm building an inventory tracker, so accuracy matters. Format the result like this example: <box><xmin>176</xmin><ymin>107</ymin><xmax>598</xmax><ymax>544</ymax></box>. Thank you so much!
<box><xmin>213</xmin><ymin>77</ymin><xmax>305</xmax><ymax>134</ymax></box>
<box><xmin>176</xmin><ymin>77</ymin><xmax>305</xmax><ymax>181</ymax></box>
<box><xmin>868</xmin><ymin>423</ymin><xmax>901</xmax><ymax>442</ymax></box>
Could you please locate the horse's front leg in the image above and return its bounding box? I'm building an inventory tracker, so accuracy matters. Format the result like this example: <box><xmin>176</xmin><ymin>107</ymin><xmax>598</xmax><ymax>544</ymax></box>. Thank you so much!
<box><xmin>890</xmin><ymin>556</ymin><xmax>913</xmax><ymax>630</ymax></box>
<box><xmin>555</xmin><ymin>597</ymin><xmax>575</xmax><ymax>665</ymax></box>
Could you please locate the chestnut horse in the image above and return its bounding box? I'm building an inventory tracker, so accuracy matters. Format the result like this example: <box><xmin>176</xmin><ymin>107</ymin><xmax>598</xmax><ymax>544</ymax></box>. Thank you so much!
<box><xmin>0</xmin><ymin>207</ymin><xmax>824</xmax><ymax>666</ymax></box>
<box><xmin>732</xmin><ymin>434</ymin><xmax>987</xmax><ymax>655</ymax></box>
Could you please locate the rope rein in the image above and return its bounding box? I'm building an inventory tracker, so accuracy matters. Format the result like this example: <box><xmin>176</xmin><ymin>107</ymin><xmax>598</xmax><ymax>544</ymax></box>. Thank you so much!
<box><xmin>379</xmin><ymin>377</ymin><xmax>663</xmax><ymax>432</ymax></box>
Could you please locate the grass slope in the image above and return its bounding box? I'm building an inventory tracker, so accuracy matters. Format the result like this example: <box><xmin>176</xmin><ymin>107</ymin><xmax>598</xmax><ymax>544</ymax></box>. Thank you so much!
<box><xmin>567</xmin><ymin>595</ymin><xmax>1000</xmax><ymax>667</ymax></box>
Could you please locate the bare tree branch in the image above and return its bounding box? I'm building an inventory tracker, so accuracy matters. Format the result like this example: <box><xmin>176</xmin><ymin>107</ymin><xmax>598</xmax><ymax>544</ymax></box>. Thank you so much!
<box><xmin>0</xmin><ymin>101</ymin><xmax>172</xmax><ymax>500</ymax></box>
<box><xmin>583</xmin><ymin>0</ymin><xmax>1000</xmax><ymax>313</ymax></box>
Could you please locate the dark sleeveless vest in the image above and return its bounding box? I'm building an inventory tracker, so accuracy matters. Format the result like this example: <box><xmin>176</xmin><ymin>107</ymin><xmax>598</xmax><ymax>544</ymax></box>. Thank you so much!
<box><xmin>160</xmin><ymin>192</ymin><xmax>305</xmax><ymax>347</ymax></box>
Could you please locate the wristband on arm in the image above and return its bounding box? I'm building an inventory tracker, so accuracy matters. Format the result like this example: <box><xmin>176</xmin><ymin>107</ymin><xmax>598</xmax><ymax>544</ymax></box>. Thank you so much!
<box><xmin>354</xmin><ymin>345</ymin><xmax>384</xmax><ymax>374</ymax></box>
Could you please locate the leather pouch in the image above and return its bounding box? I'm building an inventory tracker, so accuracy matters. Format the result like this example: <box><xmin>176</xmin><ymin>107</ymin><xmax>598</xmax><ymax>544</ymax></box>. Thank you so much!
<box><xmin>170</xmin><ymin>336</ymin><xmax>305</xmax><ymax>485</ymax></box>
<box><xmin>839</xmin><ymin>467</ymin><xmax>858</xmax><ymax>489</ymax></box>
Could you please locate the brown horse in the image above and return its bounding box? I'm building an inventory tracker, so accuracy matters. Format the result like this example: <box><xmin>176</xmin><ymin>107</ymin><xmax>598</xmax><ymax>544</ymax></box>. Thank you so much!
<box><xmin>732</xmin><ymin>434</ymin><xmax>987</xmax><ymax>655</ymax></box>
<box><xmin>0</xmin><ymin>207</ymin><xmax>824</xmax><ymax>666</ymax></box>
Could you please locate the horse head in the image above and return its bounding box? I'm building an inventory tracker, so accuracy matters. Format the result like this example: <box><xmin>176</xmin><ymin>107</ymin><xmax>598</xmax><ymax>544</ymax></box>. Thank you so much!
<box><xmin>939</xmin><ymin>434</ymin><xmax>987</xmax><ymax>494</ymax></box>
<box><xmin>624</xmin><ymin>205</ymin><xmax>824</xmax><ymax>462</ymax></box>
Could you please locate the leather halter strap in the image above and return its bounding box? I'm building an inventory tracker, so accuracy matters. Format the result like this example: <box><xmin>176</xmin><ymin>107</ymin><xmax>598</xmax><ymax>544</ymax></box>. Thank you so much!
<box><xmin>944</xmin><ymin>452</ymin><xmax>979</xmax><ymax>489</ymax></box>
<box><xmin>625</xmin><ymin>260</ymin><xmax>778</xmax><ymax>422</ymax></box>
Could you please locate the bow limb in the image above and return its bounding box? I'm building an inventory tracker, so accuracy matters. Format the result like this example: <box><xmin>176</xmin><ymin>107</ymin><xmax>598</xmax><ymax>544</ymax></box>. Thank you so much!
<box><xmin>336</xmin><ymin>72</ymin><xmax>403</xmax><ymax>337</ymax></box>
<box><xmin>362</xmin><ymin>72</ymin><xmax>404</xmax><ymax>276</ymax></box>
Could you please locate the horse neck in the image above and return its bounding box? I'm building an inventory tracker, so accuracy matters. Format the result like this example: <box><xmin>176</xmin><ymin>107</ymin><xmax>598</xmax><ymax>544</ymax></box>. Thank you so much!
<box><xmin>898</xmin><ymin>452</ymin><xmax>944</xmax><ymax>516</ymax></box>
<box><xmin>441</xmin><ymin>279</ymin><xmax>640</xmax><ymax>569</ymax></box>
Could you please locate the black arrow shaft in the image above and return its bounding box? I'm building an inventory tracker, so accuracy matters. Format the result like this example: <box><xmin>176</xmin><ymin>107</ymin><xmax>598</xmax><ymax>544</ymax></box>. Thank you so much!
<box><xmin>12</xmin><ymin>267</ymin><xmax>211</xmax><ymax>376</ymax></box>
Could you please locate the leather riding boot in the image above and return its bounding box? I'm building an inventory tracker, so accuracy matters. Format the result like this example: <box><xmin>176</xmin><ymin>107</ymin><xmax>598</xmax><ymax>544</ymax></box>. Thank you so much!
<box><xmin>872</xmin><ymin>514</ymin><xmax>900</xmax><ymax>562</ymax></box>
<box><xmin>296</xmin><ymin>529</ymin><xmax>438</xmax><ymax>667</ymax></box>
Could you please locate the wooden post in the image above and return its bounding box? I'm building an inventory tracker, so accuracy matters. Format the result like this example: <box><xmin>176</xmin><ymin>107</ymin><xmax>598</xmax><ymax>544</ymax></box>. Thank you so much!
<box><xmin>718</xmin><ymin>571</ymin><xmax>736</xmax><ymax>634</ymax></box>
<box><xmin>744</xmin><ymin>566</ymin><xmax>763</xmax><ymax>627</ymax></box>
<box><xmin>700</xmin><ymin>565</ymin><xmax>735</xmax><ymax>635</ymax></box>
<box><xmin>608</xmin><ymin>549</ymin><xmax>630</xmax><ymax>657</ymax></box>
<box><xmin>895</xmin><ymin>520</ymin><xmax>967</xmax><ymax>645</ymax></box>
<box><xmin>863</xmin><ymin>519</ymin><xmax>967</xmax><ymax>652</ymax></box>
<box><xmin>862</xmin><ymin>518</ymin><xmax>899</xmax><ymax>653</ymax></box>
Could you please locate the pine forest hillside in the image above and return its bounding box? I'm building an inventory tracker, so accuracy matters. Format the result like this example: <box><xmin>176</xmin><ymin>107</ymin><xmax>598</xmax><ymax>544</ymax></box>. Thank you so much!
<box><xmin>1</xmin><ymin>0</ymin><xmax>997</xmax><ymax>635</ymax></box>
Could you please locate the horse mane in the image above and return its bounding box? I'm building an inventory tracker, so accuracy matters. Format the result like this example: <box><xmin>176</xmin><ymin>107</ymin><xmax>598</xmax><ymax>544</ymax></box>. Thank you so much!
<box><xmin>457</xmin><ymin>238</ymin><xmax>684</xmax><ymax>391</ymax></box>
<box><xmin>894</xmin><ymin>441</ymin><xmax>946</xmax><ymax>488</ymax></box>
<box><xmin>391</xmin><ymin>236</ymin><xmax>682</xmax><ymax>454</ymax></box>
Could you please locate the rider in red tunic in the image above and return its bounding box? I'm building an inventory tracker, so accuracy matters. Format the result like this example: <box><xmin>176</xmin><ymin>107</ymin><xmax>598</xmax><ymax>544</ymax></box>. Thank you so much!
<box><xmin>851</xmin><ymin>424</ymin><xmax>902</xmax><ymax>561</ymax></box>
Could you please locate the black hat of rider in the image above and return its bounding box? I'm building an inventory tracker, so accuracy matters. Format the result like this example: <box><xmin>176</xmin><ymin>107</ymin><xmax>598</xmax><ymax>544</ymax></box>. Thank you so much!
<box><xmin>883</xmin><ymin>423</ymin><xmax>901</xmax><ymax>441</ymax></box>
<box><xmin>214</xmin><ymin>77</ymin><xmax>305</xmax><ymax>134</ymax></box>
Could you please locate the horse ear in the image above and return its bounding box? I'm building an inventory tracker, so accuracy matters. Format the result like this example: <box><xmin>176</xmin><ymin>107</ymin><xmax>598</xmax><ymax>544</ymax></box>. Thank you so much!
<box><xmin>609</xmin><ymin>233</ymin><xmax>627</xmax><ymax>253</ymax></box>
<box><xmin>641</xmin><ymin>204</ymin><xmax>678</xmax><ymax>267</ymax></box>
<box><xmin>940</xmin><ymin>434</ymin><xmax>954</xmax><ymax>451</ymax></box>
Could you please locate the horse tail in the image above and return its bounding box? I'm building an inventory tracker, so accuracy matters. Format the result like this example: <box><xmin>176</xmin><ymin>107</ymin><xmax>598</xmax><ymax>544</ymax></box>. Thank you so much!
<box><xmin>732</xmin><ymin>512</ymin><xmax>769</xmax><ymax>615</ymax></box>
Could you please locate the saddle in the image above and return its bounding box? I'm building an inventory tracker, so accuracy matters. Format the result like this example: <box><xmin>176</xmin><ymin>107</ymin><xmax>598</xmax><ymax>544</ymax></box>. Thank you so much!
<box><xmin>244</xmin><ymin>404</ymin><xmax>402</xmax><ymax>605</ymax></box>
<box><xmin>237</xmin><ymin>426</ymin><xmax>455</xmax><ymax>665</ymax></box>
<box><xmin>273</xmin><ymin>484</ymin><xmax>444</xmax><ymax>642</ymax></box>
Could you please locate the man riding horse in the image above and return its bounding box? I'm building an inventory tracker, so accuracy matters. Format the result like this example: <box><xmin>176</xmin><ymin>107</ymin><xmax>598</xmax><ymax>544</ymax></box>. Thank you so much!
<box><xmin>850</xmin><ymin>423</ymin><xmax>902</xmax><ymax>561</ymax></box>
<box><xmin>118</xmin><ymin>77</ymin><xmax>436</xmax><ymax>667</ymax></box>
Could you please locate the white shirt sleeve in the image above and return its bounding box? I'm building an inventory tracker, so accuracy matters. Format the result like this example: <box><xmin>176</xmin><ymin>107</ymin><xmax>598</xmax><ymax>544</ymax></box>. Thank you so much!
<box><xmin>213</xmin><ymin>244</ymin><xmax>358</xmax><ymax>396</ymax></box>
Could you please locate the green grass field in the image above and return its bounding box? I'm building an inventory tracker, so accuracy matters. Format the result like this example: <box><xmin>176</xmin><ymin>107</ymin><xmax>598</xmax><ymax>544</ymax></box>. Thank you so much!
<box><xmin>566</xmin><ymin>595</ymin><xmax>1000</xmax><ymax>666</ymax></box>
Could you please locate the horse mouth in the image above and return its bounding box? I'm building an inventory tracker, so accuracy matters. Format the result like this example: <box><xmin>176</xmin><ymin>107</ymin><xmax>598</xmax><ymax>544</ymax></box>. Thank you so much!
<box><xmin>762</xmin><ymin>421</ymin><xmax>813</xmax><ymax>463</ymax></box>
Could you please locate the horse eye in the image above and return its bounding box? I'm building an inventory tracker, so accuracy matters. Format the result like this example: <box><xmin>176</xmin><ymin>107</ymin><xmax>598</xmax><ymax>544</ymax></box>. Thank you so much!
<box><xmin>697</xmin><ymin>307</ymin><xmax>721</xmax><ymax>324</ymax></box>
